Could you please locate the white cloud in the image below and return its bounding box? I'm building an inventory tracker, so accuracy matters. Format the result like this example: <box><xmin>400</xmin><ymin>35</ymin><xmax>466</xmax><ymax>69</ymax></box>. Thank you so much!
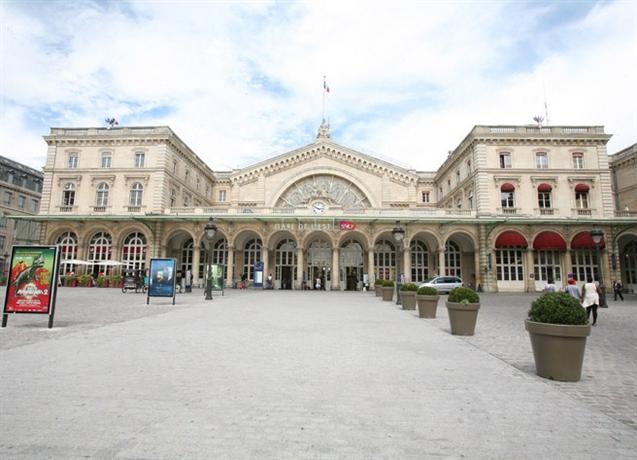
<box><xmin>0</xmin><ymin>0</ymin><xmax>635</xmax><ymax>170</ymax></box>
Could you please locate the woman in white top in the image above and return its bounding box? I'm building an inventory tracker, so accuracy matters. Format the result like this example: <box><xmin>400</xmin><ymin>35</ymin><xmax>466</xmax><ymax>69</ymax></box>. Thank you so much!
<box><xmin>581</xmin><ymin>277</ymin><xmax>599</xmax><ymax>326</ymax></box>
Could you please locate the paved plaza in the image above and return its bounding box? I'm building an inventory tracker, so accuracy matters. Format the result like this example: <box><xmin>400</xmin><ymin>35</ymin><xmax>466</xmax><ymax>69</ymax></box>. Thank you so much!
<box><xmin>1</xmin><ymin>287</ymin><xmax>636</xmax><ymax>459</ymax></box>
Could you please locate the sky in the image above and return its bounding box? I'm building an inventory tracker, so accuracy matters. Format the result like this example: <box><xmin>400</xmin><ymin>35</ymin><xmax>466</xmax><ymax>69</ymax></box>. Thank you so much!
<box><xmin>1</xmin><ymin>0</ymin><xmax>636</xmax><ymax>171</ymax></box>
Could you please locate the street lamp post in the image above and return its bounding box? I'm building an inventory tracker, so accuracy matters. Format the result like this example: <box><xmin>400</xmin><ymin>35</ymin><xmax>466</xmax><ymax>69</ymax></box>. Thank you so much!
<box><xmin>590</xmin><ymin>228</ymin><xmax>604</xmax><ymax>283</ymax></box>
<box><xmin>392</xmin><ymin>221</ymin><xmax>405</xmax><ymax>305</ymax></box>
<box><xmin>204</xmin><ymin>217</ymin><xmax>217</xmax><ymax>300</ymax></box>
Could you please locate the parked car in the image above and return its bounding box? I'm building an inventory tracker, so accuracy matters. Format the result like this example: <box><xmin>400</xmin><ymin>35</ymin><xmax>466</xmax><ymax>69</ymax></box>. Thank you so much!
<box><xmin>417</xmin><ymin>276</ymin><xmax>463</xmax><ymax>293</ymax></box>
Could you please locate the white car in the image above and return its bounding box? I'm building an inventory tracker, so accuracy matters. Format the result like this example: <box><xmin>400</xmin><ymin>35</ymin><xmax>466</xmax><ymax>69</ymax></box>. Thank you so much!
<box><xmin>418</xmin><ymin>276</ymin><xmax>463</xmax><ymax>294</ymax></box>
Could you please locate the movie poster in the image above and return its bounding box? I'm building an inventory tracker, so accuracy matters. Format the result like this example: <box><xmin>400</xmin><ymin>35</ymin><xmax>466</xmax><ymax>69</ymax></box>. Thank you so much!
<box><xmin>148</xmin><ymin>258</ymin><xmax>176</xmax><ymax>297</ymax></box>
<box><xmin>209</xmin><ymin>264</ymin><xmax>224</xmax><ymax>291</ymax></box>
<box><xmin>4</xmin><ymin>246</ymin><xmax>59</xmax><ymax>314</ymax></box>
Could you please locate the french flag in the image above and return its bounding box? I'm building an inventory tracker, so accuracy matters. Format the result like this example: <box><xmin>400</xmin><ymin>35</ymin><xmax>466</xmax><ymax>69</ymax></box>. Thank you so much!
<box><xmin>323</xmin><ymin>79</ymin><xmax>330</xmax><ymax>93</ymax></box>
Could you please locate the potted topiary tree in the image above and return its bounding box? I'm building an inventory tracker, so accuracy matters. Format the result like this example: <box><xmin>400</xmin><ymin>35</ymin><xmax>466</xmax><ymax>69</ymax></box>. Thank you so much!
<box><xmin>381</xmin><ymin>280</ymin><xmax>394</xmax><ymax>301</ymax></box>
<box><xmin>399</xmin><ymin>283</ymin><xmax>418</xmax><ymax>310</ymax></box>
<box><xmin>416</xmin><ymin>286</ymin><xmax>439</xmax><ymax>318</ymax></box>
<box><xmin>446</xmin><ymin>287</ymin><xmax>480</xmax><ymax>335</ymax></box>
<box><xmin>374</xmin><ymin>279</ymin><xmax>384</xmax><ymax>297</ymax></box>
<box><xmin>525</xmin><ymin>292</ymin><xmax>590</xmax><ymax>382</ymax></box>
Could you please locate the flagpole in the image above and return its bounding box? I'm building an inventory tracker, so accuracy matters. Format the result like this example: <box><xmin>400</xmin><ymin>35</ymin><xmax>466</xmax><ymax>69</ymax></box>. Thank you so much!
<box><xmin>322</xmin><ymin>75</ymin><xmax>326</xmax><ymax>121</ymax></box>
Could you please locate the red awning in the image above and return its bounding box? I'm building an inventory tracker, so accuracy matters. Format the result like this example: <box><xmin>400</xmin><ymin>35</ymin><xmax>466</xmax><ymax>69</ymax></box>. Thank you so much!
<box><xmin>533</xmin><ymin>231</ymin><xmax>566</xmax><ymax>250</ymax></box>
<box><xmin>537</xmin><ymin>183</ymin><xmax>552</xmax><ymax>192</ymax></box>
<box><xmin>495</xmin><ymin>231</ymin><xmax>528</xmax><ymax>248</ymax></box>
<box><xmin>500</xmin><ymin>183</ymin><xmax>515</xmax><ymax>192</ymax></box>
<box><xmin>571</xmin><ymin>232</ymin><xmax>605</xmax><ymax>249</ymax></box>
<box><xmin>575</xmin><ymin>183</ymin><xmax>590</xmax><ymax>192</ymax></box>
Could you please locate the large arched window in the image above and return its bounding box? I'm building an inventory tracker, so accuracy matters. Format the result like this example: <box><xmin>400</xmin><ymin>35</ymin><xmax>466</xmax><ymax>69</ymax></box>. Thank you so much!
<box><xmin>374</xmin><ymin>239</ymin><xmax>395</xmax><ymax>280</ymax></box>
<box><xmin>624</xmin><ymin>241</ymin><xmax>637</xmax><ymax>287</ymax></box>
<box><xmin>129</xmin><ymin>182</ymin><xmax>144</xmax><ymax>206</ymax></box>
<box><xmin>96</xmin><ymin>183</ymin><xmax>109</xmax><ymax>207</ymax></box>
<box><xmin>275</xmin><ymin>239</ymin><xmax>297</xmax><ymax>284</ymax></box>
<box><xmin>56</xmin><ymin>231</ymin><xmax>78</xmax><ymax>274</ymax></box>
<box><xmin>62</xmin><ymin>183</ymin><xmax>76</xmax><ymax>206</ymax></box>
<box><xmin>445</xmin><ymin>241</ymin><xmax>462</xmax><ymax>277</ymax></box>
<box><xmin>243</xmin><ymin>238</ymin><xmax>262</xmax><ymax>281</ymax></box>
<box><xmin>410</xmin><ymin>240</ymin><xmax>429</xmax><ymax>282</ymax></box>
<box><xmin>88</xmin><ymin>232</ymin><xmax>112</xmax><ymax>275</ymax></box>
<box><xmin>121</xmin><ymin>232</ymin><xmax>147</xmax><ymax>271</ymax></box>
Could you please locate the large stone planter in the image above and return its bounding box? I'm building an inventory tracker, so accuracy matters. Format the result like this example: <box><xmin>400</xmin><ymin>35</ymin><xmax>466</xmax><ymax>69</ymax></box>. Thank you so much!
<box><xmin>381</xmin><ymin>286</ymin><xmax>394</xmax><ymax>301</ymax></box>
<box><xmin>525</xmin><ymin>320</ymin><xmax>591</xmax><ymax>382</ymax></box>
<box><xmin>375</xmin><ymin>286</ymin><xmax>383</xmax><ymax>297</ymax></box>
<box><xmin>400</xmin><ymin>291</ymin><xmax>416</xmax><ymax>310</ymax></box>
<box><xmin>446</xmin><ymin>301</ymin><xmax>480</xmax><ymax>336</ymax></box>
<box><xmin>416</xmin><ymin>295</ymin><xmax>439</xmax><ymax>318</ymax></box>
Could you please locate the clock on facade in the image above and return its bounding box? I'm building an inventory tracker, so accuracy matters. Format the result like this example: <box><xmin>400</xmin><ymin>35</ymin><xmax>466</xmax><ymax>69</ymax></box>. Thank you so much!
<box><xmin>312</xmin><ymin>201</ymin><xmax>327</xmax><ymax>214</ymax></box>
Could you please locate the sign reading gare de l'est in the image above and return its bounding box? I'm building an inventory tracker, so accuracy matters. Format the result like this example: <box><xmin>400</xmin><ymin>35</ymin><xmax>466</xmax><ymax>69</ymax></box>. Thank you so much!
<box><xmin>273</xmin><ymin>221</ymin><xmax>356</xmax><ymax>232</ymax></box>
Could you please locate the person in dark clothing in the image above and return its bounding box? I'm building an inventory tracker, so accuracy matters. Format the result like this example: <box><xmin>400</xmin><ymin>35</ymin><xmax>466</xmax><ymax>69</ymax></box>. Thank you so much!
<box><xmin>597</xmin><ymin>281</ymin><xmax>608</xmax><ymax>308</ymax></box>
<box><xmin>613</xmin><ymin>280</ymin><xmax>624</xmax><ymax>301</ymax></box>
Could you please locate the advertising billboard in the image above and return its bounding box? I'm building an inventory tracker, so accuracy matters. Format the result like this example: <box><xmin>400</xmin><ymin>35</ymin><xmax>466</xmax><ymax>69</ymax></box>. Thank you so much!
<box><xmin>209</xmin><ymin>264</ymin><xmax>224</xmax><ymax>291</ymax></box>
<box><xmin>147</xmin><ymin>258</ymin><xmax>176</xmax><ymax>298</ymax></box>
<box><xmin>3</xmin><ymin>245</ymin><xmax>60</xmax><ymax>328</ymax></box>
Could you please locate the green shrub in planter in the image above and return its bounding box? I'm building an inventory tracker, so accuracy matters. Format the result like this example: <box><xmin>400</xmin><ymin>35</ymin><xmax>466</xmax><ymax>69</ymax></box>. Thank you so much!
<box><xmin>448</xmin><ymin>287</ymin><xmax>479</xmax><ymax>304</ymax></box>
<box><xmin>374</xmin><ymin>279</ymin><xmax>383</xmax><ymax>286</ymax></box>
<box><xmin>383</xmin><ymin>280</ymin><xmax>395</xmax><ymax>287</ymax></box>
<box><xmin>417</xmin><ymin>286</ymin><xmax>438</xmax><ymax>296</ymax></box>
<box><xmin>528</xmin><ymin>292</ymin><xmax>586</xmax><ymax>325</ymax></box>
<box><xmin>400</xmin><ymin>283</ymin><xmax>419</xmax><ymax>292</ymax></box>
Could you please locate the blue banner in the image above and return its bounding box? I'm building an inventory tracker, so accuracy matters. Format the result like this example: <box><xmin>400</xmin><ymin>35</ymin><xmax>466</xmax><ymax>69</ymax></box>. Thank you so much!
<box><xmin>148</xmin><ymin>258</ymin><xmax>176</xmax><ymax>297</ymax></box>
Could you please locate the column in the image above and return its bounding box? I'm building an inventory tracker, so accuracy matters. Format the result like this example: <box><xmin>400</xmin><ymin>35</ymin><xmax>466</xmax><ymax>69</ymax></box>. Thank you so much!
<box><xmin>403</xmin><ymin>246</ymin><xmax>411</xmax><ymax>283</ymax></box>
<box><xmin>368</xmin><ymin>249</ymin><xmax>375</xmax><ymax>289</ymax></box>
<box><xmin>331</xmin><ymin>247</ymin><xmax>340</xmax><ymax>290</ymax></box>
<box><xmin>473</xmin><ymin>251</ymin><xmax>481</xmax><ymax>291</ymax></box>
<box><xmin>296</xmin><ymin>247</ymin><xmax>304</xmax><ymax>290</ymax></box>
<box><xmin>601</xmin><ymin>250</ymin><xmax>610</xmax><ymax>287</ymax></box>
<box><xmin>438</xmin><ymin>249</ymin><xmax>446</xmax><ymax>276</ymax></box>
<box><xmin>564</xmin><ymin>249</ymin><xmax>573</xmax><ymax>280</ymax></box>
<box><xmin>524</xmin><ymin>249</ymin><xmax>534</xmax><ymax>292</ymax></box>
<box><xmin>226</xmin><ymin>245</ymin><xmax>234</xmax><ymax>288</ymax></box>
<box><xmin>262</xmin><ymin>246</ymin><xmax>270</xmax><ymax>282</ymax></box>
<box><xmin>192</xmin><ymin>242</ymin><xmax>201</xmax><ymax>287</ymax></box>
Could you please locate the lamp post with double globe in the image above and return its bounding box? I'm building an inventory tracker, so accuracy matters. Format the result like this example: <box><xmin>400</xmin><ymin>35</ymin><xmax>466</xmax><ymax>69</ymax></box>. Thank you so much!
<box><xmin>204</xmin><ymin>217</ymin><xmax>217</xmax><ymax>300</ymax></box>
<box><xmin>392</xmin><ymin>221</ymin><xmax>405</xmax><ymax>305</ymax></box>
<box><xmin>590</xmin><ymin>228</ymin><xmax>604</xmax><ymax>282</ymax></box>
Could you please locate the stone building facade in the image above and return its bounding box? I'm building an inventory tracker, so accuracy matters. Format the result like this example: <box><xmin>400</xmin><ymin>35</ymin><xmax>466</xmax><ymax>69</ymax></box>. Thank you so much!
<box><xmin>24</xmin><ymin>123</ymin><xmax>637</xmax><ymax>292</ymax></box>
<box><xmin>610</xmin><ymin>143</ymin><xmax>637</xmax><ymax>212</ymax></box>
<box><xmin>0</xmin><ymin>156</ymin><xmax>43</xmax><ymax>278</ymax></box>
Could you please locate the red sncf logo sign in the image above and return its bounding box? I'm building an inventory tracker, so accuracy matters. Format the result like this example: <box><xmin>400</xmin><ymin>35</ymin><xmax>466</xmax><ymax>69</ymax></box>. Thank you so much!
<box><xmin>339</xmin><ymin>221</ymin><xmax>356</xmax><ymax>231</ymax></box>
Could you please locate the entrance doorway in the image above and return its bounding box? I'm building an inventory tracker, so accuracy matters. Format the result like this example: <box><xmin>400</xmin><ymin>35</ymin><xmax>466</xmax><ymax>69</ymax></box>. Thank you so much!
<box><xmin>307</xmin><ymin>265</ymin><xmax>328</xmax><ymax>290</ymax></box>
<box><xmin>340</xmin><ymin>239</ymin><xmax>364</xmax><ymax>290</ymax></box>
<box><xmin>279</xmin><ymin>266</ymin><xmax>293</xmax><ymax>290</ymax></box>
<box><xmin>307</xmin><ymin>239</ymin><xmax>331</xmax><ymax>290</ymax></box>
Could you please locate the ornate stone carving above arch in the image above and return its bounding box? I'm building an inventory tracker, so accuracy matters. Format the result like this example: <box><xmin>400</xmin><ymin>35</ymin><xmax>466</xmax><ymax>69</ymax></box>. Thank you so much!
<box><xmin>274</xmin><ymin>174</ymin><xmax>372</xmax><ymax>209</ymax></box>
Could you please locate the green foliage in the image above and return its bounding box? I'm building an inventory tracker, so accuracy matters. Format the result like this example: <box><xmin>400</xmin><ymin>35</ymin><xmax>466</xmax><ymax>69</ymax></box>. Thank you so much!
<box><xmin>110</xmin><ymin>274</ymin><xmax>123</xmax><ymax>284</ymax></box>
<box><xmin>417</xmin><ymin>286</ymin><xmax>438</xmax><ymax>296</ymax></box>
<box><xmin>448</xmin><ymin>287</ymin><xmax>480</xmax><ymax>303</ymax></box>
<box><xmin>78</xmin><ymin>274</ymin><xmax>93</xmax><ymax>287</ymax></box>
<box><xmin>374</xmin><ymin>279</ymin><xmax>384</xmax><ymax>286</ymax></box>
<box><xmin>400</xmin><ymin>283</ymin><xmax>419</xmax><ymax>292</ymax></box>
<box><xmin>382</xmin><ymin>280</ymin><xmax>395</xmax><ymax>287</ymax></box>
<box><xmin>96</xmin><ymin>275</ymin><xmax>108</xmax><ymax>287</ymax></box>
<box><xmin>528</xmin><ymin>292</ymin><xmax>587</xmax><ymax>325</ymax></box>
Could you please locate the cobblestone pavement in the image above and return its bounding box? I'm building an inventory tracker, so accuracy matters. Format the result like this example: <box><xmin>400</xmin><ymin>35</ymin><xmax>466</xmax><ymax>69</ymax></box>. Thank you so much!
<box><xmin>1</xmin><ymin>288</ymin><xmax>636</xmax><ymax>459</ymax></box>
<box><xmin>423</xmin><ymin>292</ymin><xmax>637</xmax><ymax>431</ymax></box>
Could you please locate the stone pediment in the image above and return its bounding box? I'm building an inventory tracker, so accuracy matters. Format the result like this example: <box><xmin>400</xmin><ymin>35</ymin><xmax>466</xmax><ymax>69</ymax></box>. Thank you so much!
<box><xmin>231</xmin><ymin>140</ymin><xmax>418</xmax><ymax>186</ymax></box>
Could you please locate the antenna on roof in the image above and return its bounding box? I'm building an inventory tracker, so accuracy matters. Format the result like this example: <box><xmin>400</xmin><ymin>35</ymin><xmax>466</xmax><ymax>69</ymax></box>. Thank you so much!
<box><xmin>105</xmin><ymin>117</ymin><xmax>119</xmax><ymax>129</ymax></box>
<box><xmin>543</xmin><ymin>83</ymin><xmax>550</xmax><ymax>125</ymax></box>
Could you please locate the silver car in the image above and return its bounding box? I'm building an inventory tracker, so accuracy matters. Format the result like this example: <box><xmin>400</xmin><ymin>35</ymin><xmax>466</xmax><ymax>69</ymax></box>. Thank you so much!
<box><xmin>418</xmin><ymin>276</ymin><xmax>463</xmax><ymax>294</ymax></box>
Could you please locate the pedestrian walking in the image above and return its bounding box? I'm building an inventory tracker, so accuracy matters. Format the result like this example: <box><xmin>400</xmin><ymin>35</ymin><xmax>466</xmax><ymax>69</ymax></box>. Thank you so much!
<box><xmin>543</xmin><ymin>278</ymin><xmax>557</xmax><ymax>292</ymax></box>
<box><xmin>581</xmin><ymin>277</ymin><xmax>599</xmax><ymax>326</ymax></box>
<box><xmin>613</xmin><ymin>280</ymin><xmax>624</xmax><ymax>301</ymax></box>
<box><xmin>564</xmin><ymin>278</ymin><xmax>581</xmax><ymax>300</ymax></box>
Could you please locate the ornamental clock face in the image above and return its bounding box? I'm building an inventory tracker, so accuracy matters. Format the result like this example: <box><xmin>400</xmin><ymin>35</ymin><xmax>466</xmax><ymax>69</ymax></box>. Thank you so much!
<box><xmin>312</xmin><ymin>201</ymin><xmax>327</xmax><ymax>214</ymax></box>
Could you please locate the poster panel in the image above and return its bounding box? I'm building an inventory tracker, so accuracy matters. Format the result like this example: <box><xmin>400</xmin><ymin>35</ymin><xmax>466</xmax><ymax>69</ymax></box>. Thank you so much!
<box><xmin>209</xmin><ymin>264</ymin><xmax>224</xmax><ymax>291</ymax></box>
<box><xmin>148</xmin><ymin>258</ymin><xmax>176</xmax><ymax>297</ymax></box>
<box><xmin>3</xmin><ymin>246</ymin><xmax>59</xmax><ymax>314</ymax></box>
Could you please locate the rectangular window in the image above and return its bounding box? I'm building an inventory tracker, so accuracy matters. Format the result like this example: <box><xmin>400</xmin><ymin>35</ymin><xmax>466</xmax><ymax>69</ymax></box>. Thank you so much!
<box><xmin>31</xmin><ymin>199</ymin><xmax>38</xmax><ymax>212</ymax></box>
<box><xmin>134</xmin><ymin>152</ymin><xmax>145</xmax><ymax>168</ymax></box>
<box><xmin>538</xmin><ymin>192</ymin><xmax>551</xmax><ymax>208</ymax></box>
<box><xmin>101</xmin><ymin>153</ymin><xmax>112</xmax><ymax>168</ymax></box>
<box><xmin>173</xmin><ymin>160</ymin><xmax>178</xmax><ymax>174</ymax></box>
<box><xmin>535</xmin><ymin>152</ymin><xmax>548</xmax><ymax>169</ymax></box>
<box><xmin>0</xmin><ymin>235</ymin><xmax>5</xmax><ymax>249</ymax></box>
<box><xmin>501</xmin><ymin>192</ymin><xmax>515</xmax><ymax>208</ymax></box>
<box><xmin>575</xmin><ymin>191</ymin><xmax>589</xmax><ymax>209</ymax></box>
<box><xmin>67</xmin><ymin>153</ymin><xmax>78</xmax><ymax>169</ymax></box>
<box><xmin>499</xmin><ymin>153</ymin><xmax>511</xmax><ymax>169</ymax></box>
<box><xmin>421</xmin><ymin>191</ymin><xmax>430</xmax><ymax>203</ymax></box>
<box><xmin>3</xmin><ymin>191</ymin><xmax>12</xmax><ymax>205</ymax></box>
<box><xmin>572</xmin><ymin>153</ymin><xmax>583</xmax><ymax>169</ymax></box>
<box><xmin>468</xmin><ymin>193</ymin><xmax>473</xmax><ymax>209</ymax></box>
<box><xmin>17</xmin><ymin>195</ymin><xmax>26</xmax><ymax>208</ymax></box>
<box><xmin>456</xmin><ymin>170</ymin><xmax>461</xmax><ymax>184</ymax></box>
<box><xmin>219</xmin><ymin>190</ymin><xmax>226</xmax><ymax>202</ymax></box>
